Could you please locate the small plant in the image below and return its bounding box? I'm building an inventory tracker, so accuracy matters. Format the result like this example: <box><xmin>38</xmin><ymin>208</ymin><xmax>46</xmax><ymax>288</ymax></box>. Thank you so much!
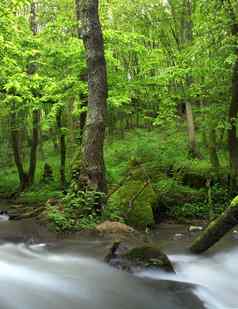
<box><xmin>171</xmin><ymin>202</ymin><xmax>209</xmax><ymax>219</ymax></box>
<box><xmin>47</xmin><ymin>190</ymin><xmax>106</xmax><ymax>232</ymax></box>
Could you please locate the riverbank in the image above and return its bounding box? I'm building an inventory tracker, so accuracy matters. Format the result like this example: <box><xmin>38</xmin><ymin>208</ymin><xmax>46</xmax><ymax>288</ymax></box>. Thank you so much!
<box><xmin>0</xmin><ymin>213</ymin><xmax>235</xmax><ymax>256</ymax></box>
<box><xmin>0</xmin><ymin>206</ymin><xmax>236</xmax><ymax>309</ymax></box>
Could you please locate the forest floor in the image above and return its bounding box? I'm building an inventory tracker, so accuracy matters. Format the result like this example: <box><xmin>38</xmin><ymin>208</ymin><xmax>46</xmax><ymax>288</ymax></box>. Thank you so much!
<box><xmin>0</xmin><ymin>129</ymin><xmax>233</xmax><ymax>231</ymax></box>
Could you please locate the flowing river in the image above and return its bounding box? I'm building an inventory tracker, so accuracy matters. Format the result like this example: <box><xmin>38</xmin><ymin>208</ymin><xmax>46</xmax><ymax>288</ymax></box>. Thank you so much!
<box><xmin>139</xmin><ymin>249</ymin><xmax>238</xmax><ymax>309</ymax></box>
<box><xmin>0</xmin><ymin>218</ymin><xmax>236</xmax><ymax>309</ymax></box>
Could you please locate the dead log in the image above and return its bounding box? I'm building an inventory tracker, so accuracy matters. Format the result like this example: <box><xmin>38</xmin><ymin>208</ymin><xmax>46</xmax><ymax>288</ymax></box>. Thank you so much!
<box><xmin>190</xmin><ymin>196</ymin><xmax>238</xmax><ymax>254</ymax></box>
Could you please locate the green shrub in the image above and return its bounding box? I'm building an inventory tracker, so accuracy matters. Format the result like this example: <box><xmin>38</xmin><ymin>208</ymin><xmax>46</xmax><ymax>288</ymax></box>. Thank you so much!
<box><xmin>46</xmin><ymin>190</ymin><xmax>105</xmax><ymax>232</ymax></box>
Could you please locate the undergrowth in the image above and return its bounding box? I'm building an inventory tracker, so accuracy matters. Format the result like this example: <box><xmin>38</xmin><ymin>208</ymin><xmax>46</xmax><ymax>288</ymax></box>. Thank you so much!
<box><xmin>0</xmin><ymin>129</ymin><xmax>234</xmax><ymax>231</ymax></box>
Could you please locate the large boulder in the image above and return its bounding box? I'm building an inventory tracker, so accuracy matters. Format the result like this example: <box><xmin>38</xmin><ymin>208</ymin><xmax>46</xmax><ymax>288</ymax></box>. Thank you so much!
<box><xmin>108</xmin><ymin>180</ymin><xmax>156</xmax><ymax>229</ymax></box>
<box><xmin>105</xmin><ymin>242</ymin><xmax>174</xmax><ymax>273</ymax></box>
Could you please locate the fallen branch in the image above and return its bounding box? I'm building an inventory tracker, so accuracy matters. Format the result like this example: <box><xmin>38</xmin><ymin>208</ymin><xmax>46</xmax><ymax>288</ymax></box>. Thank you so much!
<box><xmin>190</xmin><ymin>196</ymin><xmax>238</xmax><ymax>254</ymax></box>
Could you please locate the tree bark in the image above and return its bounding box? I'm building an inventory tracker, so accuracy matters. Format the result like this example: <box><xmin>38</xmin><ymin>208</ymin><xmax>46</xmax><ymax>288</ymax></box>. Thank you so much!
<box><xmin>181</xmin><ymin>0</ymin><xmax>201</xmax><ymax>158</ymax></box>
<box><xmin>10</xmin><ymin>109</ymin><xmax>28</xmax><ymax>191</ymax></box>
<box><xmin>224</xmin><ymin>1</ymin><xmax>238</xmax><ymax>185</ymax></box>
<box><xmin>208</xmin><ymin>128</ymin><xmax>220</xmax><ymax>169</ymax></box>
<box><xmin>185</xmin><ymin>101</ymin><xmax>198</xmax><ymax>157</ymax></box>
<box><xmin>75</xmin><ymin>0</ymin><xmax>108</xmax><ymax>204</ymax></box>
<box><xmin>11</xmin><ymin>1</ymin><xmax>40</xmax><ymax>191</ymax></box>
<box><xmin>56</xmin><ymin>108</ymin><xmax>66</xmax><ymax>191</ymax></box>
<box><xmin>76</xmin><ymin>6</ymin><xmax>88</xmax><ymax>144</ymax></box>
<box><xmin>182</xmin><ymin>0</ymin><xmax>201</xmax><ymax>159</ymax></box>
<box><xmin>27</xmin><ymin>1</ymin><xmax>40</xmax><ymax>187</ymax></box>
<box><xmin>190</xmin><ymin>196</ymin><xmax>238</xmax><ymax>254</ymax></box>
<box><xmin>28</xmin><ymin>110</ymin><xmax>39</xmax><ymax>185</ymax></box>
<box><xmin>228</xmin><ymin>58</ymin><xmax>238</xmax><ymax>181</ymax></box>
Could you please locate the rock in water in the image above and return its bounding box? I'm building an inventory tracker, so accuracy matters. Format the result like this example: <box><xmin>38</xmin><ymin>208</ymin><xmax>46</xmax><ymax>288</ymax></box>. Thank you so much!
<box><xmin>173</xmin><ymin>233</ymin><xmax>185</xmax><ymax>240</ymax></box>
<box><xmin>96</xmin><ymin>221</ymin><xmax>135</xmax><ymax>234</ymax></box>
<box><xmin>189</xmin><ymin>226</ymin><xmax>203</xmax><ymax>233</ymax></box>
<box><xmin>105</xmin><ymin>242</ymin><xmax>175</xmax><ymax>273</ymax></box>
<box><xmin>0</xmin><ymin>213</ymin><xmax>9</xmax><ymax>221</ymax></box>
<box><xmin>232</xmin><ymin>230</ymin><xmax>238</xmax><ymax>239</ymax></box>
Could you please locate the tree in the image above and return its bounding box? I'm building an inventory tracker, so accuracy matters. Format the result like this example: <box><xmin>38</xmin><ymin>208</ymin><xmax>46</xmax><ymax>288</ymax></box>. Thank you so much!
<box><xmin>56</xmin><ymin>105</ymin><xmax>66</xmax><ymax>191</ymax></box>
<box><xmin>8</xmin><ymin>1</ymin><xmax>41</xmax><ymax>191</ymax></box>
<box><xmin>190</xmin><ymin>195</ymin><xmax>238</xmax><ymax>254</ymax></box>
<box><xmin>75</xmin><ymin>0</ymin><xmax>108</xmax><ymax>208</ymax></box>
<box><xmin>224</xmin><ymin>0</ymin><xmax>238</xmax><ymax>184</ymax></box>
<box><xmin>28</xmin><ymin>1</ymin><xmax>40</xmax><ymax>187</ymax></box>
<box><xmin>166</xmin><ymin>0</ymin><xmax>201</xmax><ymax>158</ymax></box>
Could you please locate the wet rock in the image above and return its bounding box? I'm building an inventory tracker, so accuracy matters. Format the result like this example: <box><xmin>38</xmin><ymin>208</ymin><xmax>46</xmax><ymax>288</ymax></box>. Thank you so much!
<box><xmin>188</xmin><ymin>226</ymin><xmax>203</xmax><ymax>233</ymax></box>
<box><xmin>0</xmin><ymin>211</ymin><xmax>9</xmax><ymax>221</ymax></box>
<box><xmin>232</xmin><ymin>230</ymin><xmax>238</xmax><ymax>239</ymax></box>
<box><xmin>173</xmin><ymin>233</ymin><xmax>185</xmax><ymax>240</ymax></box>
<box><xmin>105</xmin><ymin>242</ymin><xmax>175</xmax><ymax>273</ymax></box>
<box><xmin>0</xmin><ymin>214</ymin><xmax>9</xmax><ymax>221</ymax></box>
<box><xmin>96</xmin><ymin>221</ymin><xmax>135</xmax><ymax>234</ymax></box>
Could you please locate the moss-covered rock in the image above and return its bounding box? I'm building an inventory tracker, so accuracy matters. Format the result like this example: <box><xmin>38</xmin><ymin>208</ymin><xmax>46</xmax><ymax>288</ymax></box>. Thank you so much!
<box><xmin>108</xmin><ymin>180</ymin><xmax>156</xmax><ymax>229</ymax></box>
<box><xmin>105</xmin><ymin>242</ymin><xmax>174</xmax><ymax>273</ymax></box>
<box><xmin>126</xmin><ymin>246</ymin><xmax>174</xmax><ymax>272</ymax></box>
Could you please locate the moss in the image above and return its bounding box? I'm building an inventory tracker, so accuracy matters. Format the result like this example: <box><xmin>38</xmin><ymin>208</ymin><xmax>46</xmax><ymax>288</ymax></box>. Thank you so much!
<box><xmin>190</xmin><ymin>196</ymin><xmax>238</xmax><ymax>254</ymax></box>
<box><xmin>155</xmin><ymin>178</ymin><xmax>207</xmax><ymax>218</ymax></box>
<box><xmin>18</xmin><ymin>189</ymin><xmax>63</xmax><ymax>205</ymax></box>
<box><xmin>231</xmin><ymin>196</ymin><xmax>238</xmax><ymax>207</ymax></box>
<box><xmin>174</xmin><ymin>163</ymin><xmax>230</xmax><ymax>189</ymax></box>
<box><xmin>125</xmin><ymin>245</ymin><xmax>174</xmax><ymax>272</ymax></box>
<box><xmin>108</xmin><ymin>180</ymin><xmax>155</xmax><ymax>229</ymax></box>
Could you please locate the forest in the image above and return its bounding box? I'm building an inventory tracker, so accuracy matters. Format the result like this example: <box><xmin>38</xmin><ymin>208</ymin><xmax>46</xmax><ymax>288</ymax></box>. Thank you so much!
<box><xmin>0</xmin><ymin>1</ymin><xmax>238</xmax><ymax>309</ymax></box>
<box><xmin>1</xmin><ymin>0</ymin><xmax>238</xmax><ymax>232</ymax></box>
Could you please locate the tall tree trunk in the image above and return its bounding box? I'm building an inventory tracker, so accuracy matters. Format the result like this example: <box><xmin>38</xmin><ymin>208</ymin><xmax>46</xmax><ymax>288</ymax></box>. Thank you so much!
<box><xmin>79</xmin><ymin>109</ymin><xmax>87</xmax><ymax>142</ymax></box>
<box><xmin>182</xmin><ymin>0</ymin><xmax>201</xmax><ymax>158</ymax></box>
<box><xmin>10</xmin><ymin>109</ymin><xmax>28</xmax><ymax>191</ymax></box>
<box><xmin>28</xmin><ymin>1</ymin><xmax>40</xmax><ymax>187</ymax></box>
<box><xmin>185</xmin><ymin>101</ymin><xmax>198</xmax><ymax>157</ymax></box>
<box><xmin>228</xmin><ymin>56</ymin><xmax>238</xmax><ymax>182</ymax></box>
<box><xmin>28</xmin><ymin>110</ymin><xmax>39</xmax><ymax>185</ymax></box>
<box><xmin>38</xmin><ymin>126</ymin><xmax>45</xmax><ymax>160</ymax></box>
<box><xmin>76</xmin><ymin>6</ymin><xmax>88</xmax><ymax>145</ymax></box>
<box><xmin>225</xmin><ymin>1</ymin><xmax>238</xmax><ymax>185</ymax></box>
<box><xmin>56</xmin><ymin>108</ymin><xmax>66</xmax><ymax>191</ymax></box>
<box><xmin>208</xmin><ymin>128</ymin><xmax>220</xmax><ymax>169</ymax></box>
<box><xmin>163</xmin><ymin>1</ymin><xmax>199</xmax><ymax>157</ymax></box>
<box><xmin>75</xmin><ymin>0</ymin><xmax>108</xmax><ymax>205</ymax></box>
<box><xmin>79</xmin><ymin>96</ymin><xmax>87</xmax><ymax>143</ymax></box>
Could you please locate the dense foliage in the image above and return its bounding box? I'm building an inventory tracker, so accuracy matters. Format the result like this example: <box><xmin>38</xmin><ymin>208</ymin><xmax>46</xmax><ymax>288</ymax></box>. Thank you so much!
<box><xmin>0</xmin><ymin>0</ymin><xmax>238</xmax><ymax>231</ymax></box>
